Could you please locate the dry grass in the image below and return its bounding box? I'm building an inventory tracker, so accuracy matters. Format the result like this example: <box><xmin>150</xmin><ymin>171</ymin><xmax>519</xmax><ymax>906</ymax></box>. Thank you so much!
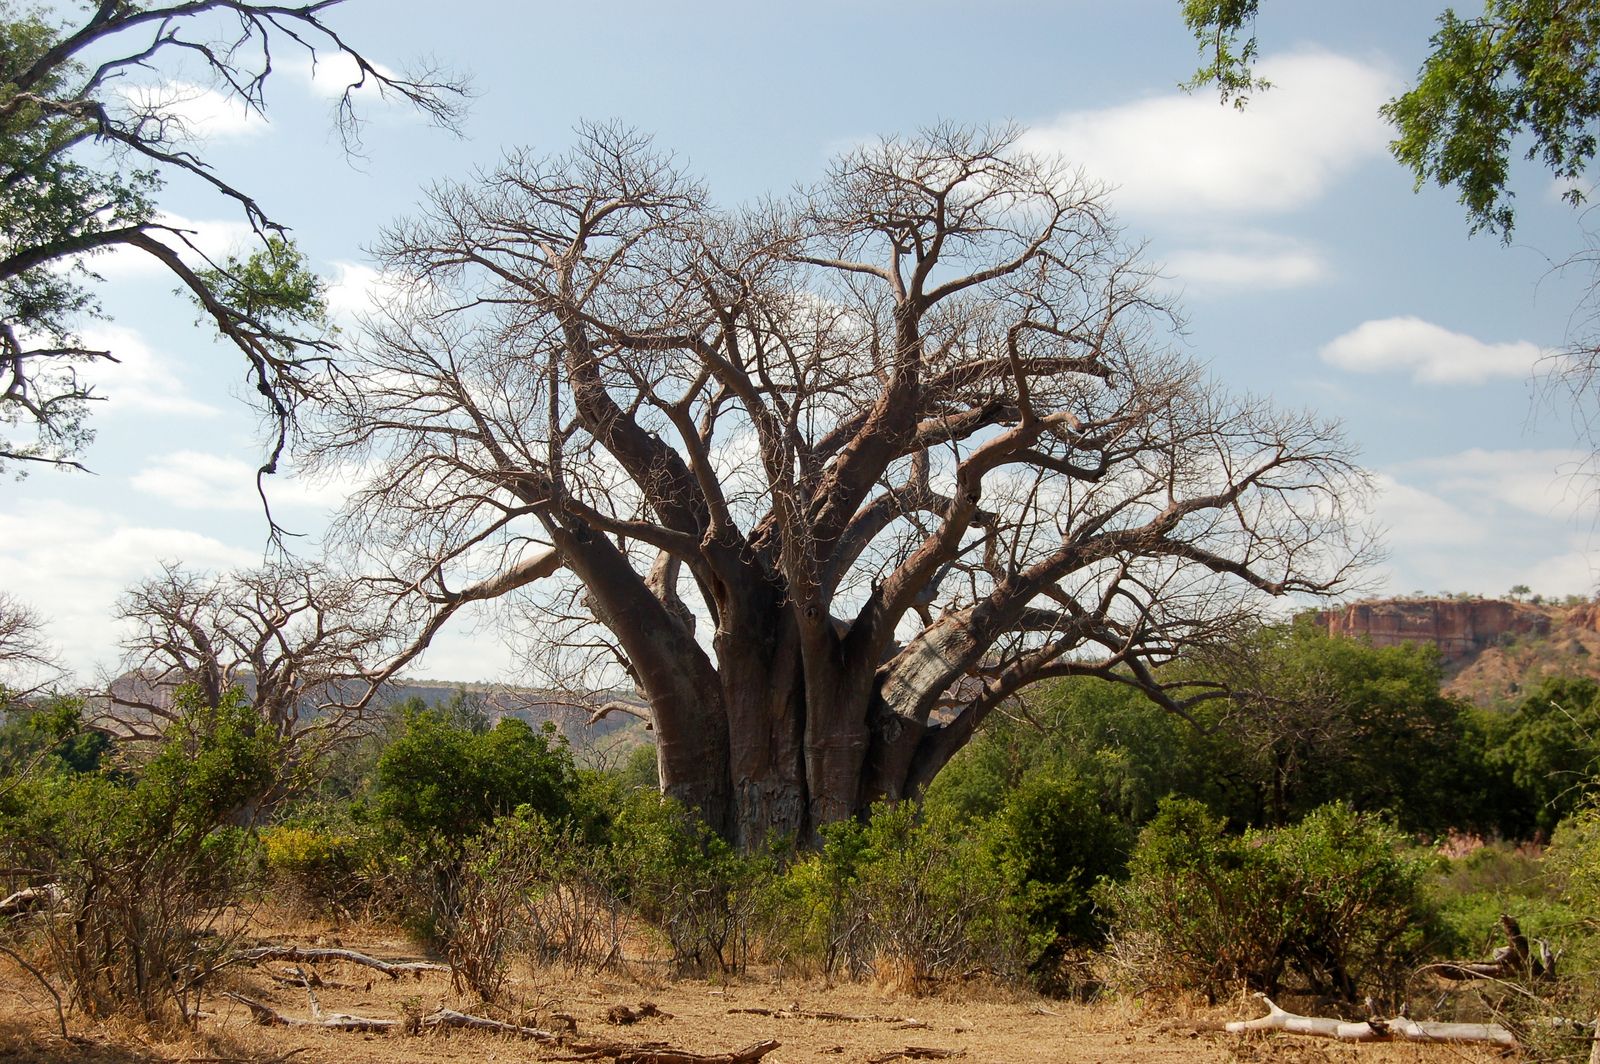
<box><xmin>0</xmin><ymin>910</ymin><xmax>1515</xmax><ymax>1064</ymax></box>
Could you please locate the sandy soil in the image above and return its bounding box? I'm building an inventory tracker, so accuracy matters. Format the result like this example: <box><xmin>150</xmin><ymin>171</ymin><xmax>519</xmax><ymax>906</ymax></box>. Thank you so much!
<box><xmin>0</xmin><ymin>917</ymin><xmax>1510</xmax><ymax>1064</ymax></box>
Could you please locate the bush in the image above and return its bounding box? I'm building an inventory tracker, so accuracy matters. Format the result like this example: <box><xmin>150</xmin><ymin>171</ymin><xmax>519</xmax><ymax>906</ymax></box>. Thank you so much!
<box><xmin>375</xmin><ymin>710</ymin><xmax>578</xmax><ymax>855</ymax></box>
<box><xmin>611</xmin><ymin>792</ymin><xmax>764</xmax><ymax>974</ymax></box>
<box><xmin>764</xmin><ymin>801</ymin><xmax>1024</xmax><ymax>987</ymax></box>
<box><xmin>1548</xmin><ymin>800</ymin><xmax>1600</xmax><ymax>928</ymax></box>
<box><xmin>983</xmin><ymin>770</ymin><xmax>1130</xmax><ymax>992</ymax></box>
<box><xmin>368</xmin><ymin>709</ymin><xmax>582</xmax><ymax>938</ymax></box>
<box><xmin>261</xmin><ymin>820</ymin><xmax>367</xmax><ymax>916</ymax></box>
<box><xmin>0</xmin><ymin>687</ymin><xmax>280</xmax><ymax>1026</ymax></box>
<box><xmin>441</xmin><ymin>814</ymin><xmax>545</xmax><ymax>1002</ymax></box>
<box><xmin>1098</xmin><ymin>799</ymin><xmax>1434</xmax><ymax>1004</ymax></box>
<box><xmin>1430</xmin><ymin>842</ymin><xmax>1570</xmax><ymax>960</ymax></box>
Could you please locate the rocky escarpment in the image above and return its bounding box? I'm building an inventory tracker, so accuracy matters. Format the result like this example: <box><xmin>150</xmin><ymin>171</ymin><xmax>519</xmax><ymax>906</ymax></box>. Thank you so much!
<box><xmin>1311</xmin><ymin>597</ymin><xmax>1600</xmax><ymax>706</ymax></box>
<box><xmin>1313</xmin><ymin>599</ymin><xmax>1554</xmax><ymax>666</ymax></box>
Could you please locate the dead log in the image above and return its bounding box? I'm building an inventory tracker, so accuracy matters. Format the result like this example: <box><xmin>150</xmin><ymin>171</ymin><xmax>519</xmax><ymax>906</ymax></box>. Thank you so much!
<box><xmin>0</xmin><ymin>883</ymin><xmax>63</xmax><ymax>917</ymax></box>
<box><xmin>227</xmin><ymin>993</ymin><xmax>563</xmax><ymax>1040</ymax></box>
<box><xmin>233</xmin><ymin>945</ymin><xmax>447</xmax><ymax>979</ymax></box>
<box><xmin>268</xmin><ymin>967</ymin><xmax>364</xmax><ymax>991</ymax></box>
<box><xmin>224</xmin><ymin>994</ymin><xmax>772</xmax><ymax>1062</ymax></box>
<box><xmin>416</xmin><ymin>1009</ymin><xmax>559</xmax><ymax>1040</ymax></box>
<box><xmin>225</xmin><ymin>991</ymin><xmax>398</xmax><ymax>1033</ymax></box>
<box><xmin>1226</xmin><ymin>994</ymin><xmax>1517</xmax><ymax>1047</ymax></box>
<box><xmin>725</xmin><ymin>1007</ymin><xmax>914</xmax><ymax>1023</ymax></box>
<box><xmin>610</xmin><ymin>1041</ymin><xmax>779</xmax><ymax>1064</ymax></box>
<box><xmin>1426</xmin><ymin>913</ymin><xmax>1553</xmax><ymax>982</ymax></box>
<box><xmin>866</xmin><ymin>1049</ymin><xmax>963</xmax><ymax>1064</ymax></box>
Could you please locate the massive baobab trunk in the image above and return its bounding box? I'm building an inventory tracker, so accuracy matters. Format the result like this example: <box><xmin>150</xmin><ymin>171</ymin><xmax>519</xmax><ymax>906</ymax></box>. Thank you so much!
<box><xmin>310</xmin><ymin>124</ymin><xmax>1372</xmax><ymax>848</ymax></box>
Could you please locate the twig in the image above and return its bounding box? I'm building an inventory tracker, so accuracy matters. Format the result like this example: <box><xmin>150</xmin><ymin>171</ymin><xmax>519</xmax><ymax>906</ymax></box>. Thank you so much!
<box><xmin>0</xmin><ymin>941</ymin><xmax>67</xmax><ymax>1039</ymax></box>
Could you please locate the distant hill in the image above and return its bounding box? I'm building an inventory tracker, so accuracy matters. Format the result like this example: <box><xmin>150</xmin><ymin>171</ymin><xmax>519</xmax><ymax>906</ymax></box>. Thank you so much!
<box><xmin>380</xmin><ymin>679</ymin><xmax>653</xmax><ymax>765</ymax></box>
<box><xmin>1310</xmin><ymin>597</ymin><xmax>1600</xmax><ymax>707</ymax></box>
<box><xmin>97</xmin><ymin>674</ymin><xmax>654</xmax><ymax>767</ymax></box>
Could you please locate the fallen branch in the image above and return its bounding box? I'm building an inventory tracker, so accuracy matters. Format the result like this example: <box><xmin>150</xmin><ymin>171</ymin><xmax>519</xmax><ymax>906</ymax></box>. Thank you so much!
<box><xmin>725</xmin><ymin>1007</ymin><xmax>915</xmax><ymax>1023</ymax></box>
<box><xmin>1425</xmin><ymin>913</ymin><xmax>1554</xmax><ymax>982</ymax></box>
<box><xmin>0</xmin><ymin>941</ymin><xmax>67</xmax><ymax>1039</ymax></box>
<box><xmin>268</xmin><ymin>967</ymin><xmax>363</xmax><ymax>991</ymax></box>
<box><xmin>225</xmin><ymin>991</ymin><xmax>396</xmax><ymax>1033</ymax></box>
<box><xmin>610</xmin><ymin>1040</ymin><xmax>779</xmax><ymax>1064</ymax></box>
<box><xmin>866</xmin><ymin>1049</ymin><xmax>963</xmax><ymax>1064</ymax></box>
<box><xmin>1226</xmin><ymin>994</ymin><xmax>1517</xmax><ymax>1047</ymax></box>
<box><xmin>232</xmin><ymin>945</ymin><xmax>447</xmax><ymax>979</ymax></box>
<box><xmin>415</xmin><ymin>1009</ymin><xmax>559</xmax><ymax>1040</ymax></box>
<box><xmin>0</xmin><ymin>883</ymin><xmax>63</xmax><ymax>918</ymax></box>
<box><xmin>225</xmin><ymin>992</ymin><xmax>559</xmax><ymax>1039</ymax></box>
<box><xmin>223</xmin><ymin>993</ymin><xmax>773</xmax><ymax>1061</ymax></box>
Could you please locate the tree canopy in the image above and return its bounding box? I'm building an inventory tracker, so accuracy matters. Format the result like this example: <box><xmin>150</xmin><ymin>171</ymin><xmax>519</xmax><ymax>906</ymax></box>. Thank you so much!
<box><xmin>1183</xmin><ymin>0</ymin><xmax>1600</xmax><ymax>240</ymax></box>
<box><xmin>0</xmin><ymin>0</ymin><xmax>464</xmax><ymax>475</ymax></box>
<box><xmin>308</xmin><ymin>123</ymin><xmax>1372</xmax><ymax>846</ymax></box>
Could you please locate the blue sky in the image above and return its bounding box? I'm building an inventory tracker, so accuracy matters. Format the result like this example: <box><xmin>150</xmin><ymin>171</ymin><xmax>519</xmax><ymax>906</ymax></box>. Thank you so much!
<box><xmin>5</xmin><ymin>0</ymin><xmax>1597</xmax><ymax>682</ymax></box>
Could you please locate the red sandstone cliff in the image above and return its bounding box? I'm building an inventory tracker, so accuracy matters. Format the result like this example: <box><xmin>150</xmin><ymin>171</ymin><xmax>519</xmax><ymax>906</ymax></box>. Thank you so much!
<box><xmin>1311</xmin><ymin>598</ymin><xmax>1600</xmax><ymax>706</ymax></box>
<box><xmin>1313</xmin><ymin>599</ymin><xmax>1552</xmax><ymax>664</ymax></box>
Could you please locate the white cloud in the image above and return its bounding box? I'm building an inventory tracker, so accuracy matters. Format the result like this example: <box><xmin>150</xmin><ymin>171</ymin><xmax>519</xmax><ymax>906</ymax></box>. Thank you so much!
<box><xmin>1366</xmin><ymin>449</ymin><xmax>1597</xmax><ymax>599</ymax></box>
<box><xmin>1398</xmin><ymin>448</ymin><xmax>1592</xmax><ymax>519</ymax></box>
<box><xmin>133</xmin><ymin>450</ymin><xmax>359</xmax><ymax>514</ymax></box>
<box><xmin>1319</xmin><ymin>317</ymin><xmax>1549</xmax><ymax>385</ymax></box>
<box><xmin>78</xmin><ymin>325</ymin><xmax>221</xmax><ymax>418</ymax></box>
<box><xmin>1162</xmin><ymin>235</ymin><xmax>1328</xmax><ymax>292</ymax></box>
<box><xmin>288</xmin><ymin>52</ymin><xmax>401</xmax><ymax>100</ymax></box>
<box><xmin>0</xmin><ymin>500</ymin><xmax>258</xmax><ymax>680</ymax></box>
<box><xmin>132</xmin><ymin>451</ymin><xmax>259</xmax><ymax>511</ymax></box>
<box><xmin>1022</xmin><ymin>51</ymin><xmax>1395</xmax><ymax>217</ymax></box>
<box><xmin>325</xmin><ymin>261</ymin><xmax>415</xmax><ymax>324</ymax></box>
<box><xmin>1369</xmin><ymin>473</ymin><xmax>1484</xmax><ymax>548</ymax></box>
<box><xmin>116</xmin><ymin>81</ymin><xmax>268</xmax><ymax>141</ymax></box>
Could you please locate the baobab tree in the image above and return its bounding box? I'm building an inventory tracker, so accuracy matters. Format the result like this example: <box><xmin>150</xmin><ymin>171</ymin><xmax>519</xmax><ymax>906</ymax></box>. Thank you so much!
<box><xmin>311</xmin><ymin>124</ymin><xmax>1373</xmax><ymax>847</ymax></box>
<box><xmin>104</xmin><ymin>561</ymin><xmax>402</xmax><ymax>752</ymax></box>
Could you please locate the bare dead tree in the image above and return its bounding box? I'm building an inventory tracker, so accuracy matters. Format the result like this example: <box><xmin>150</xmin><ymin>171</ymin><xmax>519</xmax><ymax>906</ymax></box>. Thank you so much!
<box><xmin>0</xmin><ymin>592</ymin><xmax>63</xmax><ymax>698</ymax></box>
<box><xmin>101</xmin><ymin>561</ymin><xmax>405</xmax><ymax>774</ymax></box>
<box><xmin>308</xmin><ymin>123</ymin><xmax>1375</xmax><ymax>847</ymax></box>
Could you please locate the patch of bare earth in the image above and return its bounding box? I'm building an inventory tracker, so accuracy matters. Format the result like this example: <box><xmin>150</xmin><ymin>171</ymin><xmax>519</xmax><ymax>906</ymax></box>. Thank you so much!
<box><xmin>0</xmin><ymin>916</ymin><xmax>1507</xmax><ymax>1064</ymax></box>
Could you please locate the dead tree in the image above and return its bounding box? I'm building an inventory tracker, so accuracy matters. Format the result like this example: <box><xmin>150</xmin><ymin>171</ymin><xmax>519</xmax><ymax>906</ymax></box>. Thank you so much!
<box><xmin>0</xmin><ymin>592</ymin><xmax>61</xmax><ymax>697</ymax></box>
<box><xmin>100</xmin><ymin>561</ymin><xmax>405</xmax><ymax>796</ymax></box>
<box><xmin>309</xmin><ymin>123</ymin><xmax>1374</xmax><ymax>847</ymax></box>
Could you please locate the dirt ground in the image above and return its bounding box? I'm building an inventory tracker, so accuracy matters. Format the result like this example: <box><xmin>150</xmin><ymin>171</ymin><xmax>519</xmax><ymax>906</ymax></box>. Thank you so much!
<box><xmin>0</xmin><ymin>915</ymin><xmax>1512</xmax><ymax>1064</ymax></box>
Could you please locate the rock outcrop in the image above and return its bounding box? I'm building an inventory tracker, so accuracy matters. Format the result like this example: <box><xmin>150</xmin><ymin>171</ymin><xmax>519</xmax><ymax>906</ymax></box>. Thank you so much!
<box><xmin>1312</xmin><ymin>599</ymin><xmax>1551</xmax><ymax>666</ymax></box>
<box><xmin>1312</xmin><ymin>597</ymin><xmax>1600</xmax><ymax>706</ymax></box>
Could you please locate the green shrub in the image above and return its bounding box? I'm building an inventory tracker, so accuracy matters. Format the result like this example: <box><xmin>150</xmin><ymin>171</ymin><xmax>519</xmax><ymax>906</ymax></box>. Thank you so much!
<box><xmin>1548</xmin><ymin>805</ymin><xmax>1600</xmax><ymax>967</ymax></box>
<box><xmin>1095</xmin><ymin>797</ymin><xmax>1284</xmax><ymax>1000</ymax></box>
<box><xmin>611</xmin><ymin>791</ymin><xmax>765</xmax><ymax>974</ymax></box>
<box><xmin>1270</xmin><ymin>802</ymin><xmax>1435</xmax><ymax>1003</ymax></box>
<box><xmin>988</xmin><ymin>769</ymin><xmax>1130</xmax><ymax>947</ymax></box>
<box><xmin>374</xmin><ymin>710</ymin><xmax>578</xmax><ymax>855</ymax></box>
<box><xmin>1098</xmin><ymin>798</ymin><xmax>1434</xmax><ymax>1004</ymax></box>
<box><xmin>261</xmin><ymin>821</ymin><xmax>365</xmax><ymax>915</ymax></box>
<box><xmin>763</xmin><ymin>801</ymin><xmax>1025</xmax><ymax>986</ymax></box>
<box><xmin>1430</xmin><ymin>842</ymin><xmax>1571</xmax><ymax>960</ymax></box>
<box><xmin>0</xmin><ymin>686</ymin><xmax>280</xmax><ymax>1026</ymax></box>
